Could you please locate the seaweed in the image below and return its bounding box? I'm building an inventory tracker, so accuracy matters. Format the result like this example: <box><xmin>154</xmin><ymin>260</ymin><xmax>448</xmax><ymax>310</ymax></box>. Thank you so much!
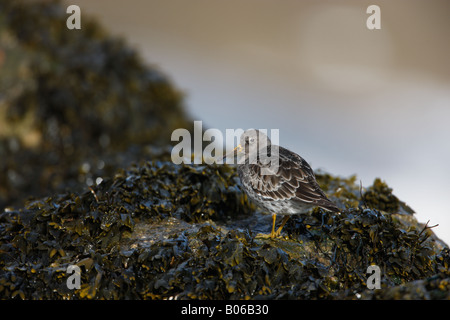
<box><xmin>1</xmin><ymin>161</ymin><xmax>449</xmax><ymax>299</ymax></box>
<box><xmin>0</xmin><ymin>0</ymin><xmax>191</xmax><ymax>210</ymax></box>
<box><xmin>0</xmin><ymin>0</ymin><xmax>449</xmax><ymax>300</ymax></box>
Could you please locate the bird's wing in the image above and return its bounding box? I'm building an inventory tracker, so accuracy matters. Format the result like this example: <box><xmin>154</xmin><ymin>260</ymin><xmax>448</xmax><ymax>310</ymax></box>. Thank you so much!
<box><xmin>247</xmin><ymin>148</ymin><xmax>339</xmax><ymax>211</ymax></box>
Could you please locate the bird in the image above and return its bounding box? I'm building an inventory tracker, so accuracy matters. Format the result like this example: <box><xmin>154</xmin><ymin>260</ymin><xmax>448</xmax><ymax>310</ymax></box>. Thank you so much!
<box><xmin>222</xmin><ymin>129</ymin><xmax>339</xmax><ymax>238</ymax></box>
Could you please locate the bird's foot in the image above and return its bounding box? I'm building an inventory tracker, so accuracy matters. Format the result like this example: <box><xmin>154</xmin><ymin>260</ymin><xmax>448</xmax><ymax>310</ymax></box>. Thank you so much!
<box><xmin>255</xmin><ymin>215</ymin><xmax>289</xmax><ymax>239</ymax></box>
<box><xmin>255</xmin><ymin>229</ymin><xmax>282</xmax><ymax>240</ymax></box>
<box><xmin>255</xmin><ymin>233</ymin><xmax>275</xmax><ymax>240</ymax></box>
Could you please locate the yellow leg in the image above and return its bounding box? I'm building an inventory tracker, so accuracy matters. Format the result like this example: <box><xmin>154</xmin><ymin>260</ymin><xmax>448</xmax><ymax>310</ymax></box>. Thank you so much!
<box><xmin>270</xmin><ymin>213</ymin><xmax>277</xmax><ymax>238</ymax></box>
<box><xmin>274</xmin><ymin>216</ymin><xmax>290</xmax><ymax>237</ymax></box>
<box><xmin>256</xmin><ymin>214</ymin><xmax>289</xmax><ymax>239</ymax></box>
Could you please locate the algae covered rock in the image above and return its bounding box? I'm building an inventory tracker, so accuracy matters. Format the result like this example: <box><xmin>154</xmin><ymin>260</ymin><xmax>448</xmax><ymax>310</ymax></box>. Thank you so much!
<box><xmin>0</xmin><ymin>161</ymin><xmax>253</xmax><ymax>299</ymax></box>
<box><xmin>0</xmin><ymin>0</ymin><xmax>190</xmax><ymax>209</ymax></box>
<box><xmin>1</xmin><ymin>160</ymin><xmax>448</xmax><ymax>299</ymax></box>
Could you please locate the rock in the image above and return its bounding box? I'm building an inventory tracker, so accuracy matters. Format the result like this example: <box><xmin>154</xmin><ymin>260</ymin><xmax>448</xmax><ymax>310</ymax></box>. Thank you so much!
<box><xmin>0</xmin><ymin>160</ymin><xmax>449</xmax><ymax>299</ymax></box>
<box><xmin>0</xmin><ymin>0</ymin><xmax>191</xmax><ymax>209</ymax></box>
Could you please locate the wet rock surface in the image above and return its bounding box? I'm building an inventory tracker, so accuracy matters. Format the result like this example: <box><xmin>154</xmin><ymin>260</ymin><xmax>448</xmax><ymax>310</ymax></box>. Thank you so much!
<box><xmin>0</xmin><ymin>1</ymin><xmax>449</xmax><ymax>300</ymax></box>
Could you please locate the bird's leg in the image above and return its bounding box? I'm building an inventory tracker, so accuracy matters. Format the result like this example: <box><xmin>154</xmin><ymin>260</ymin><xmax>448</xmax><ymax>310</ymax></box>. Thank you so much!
<box><xmin>256</xmin><ymin>214</ymin><xmax>287</xmax><ymax>239</ymax></box>
<box><xmin>274</xmin><ymin>216</ymin><xmax>290</xmax><ymax>237</ymax></box>
<box><xmin>255</xmin><ymin>214</ymin><xmax>278</xmax><ymax>239</ymax></box>
<box><xmin>270</xmin><ymin>213</ymin><xmax>277</xmax><ymax>238</ymax></box>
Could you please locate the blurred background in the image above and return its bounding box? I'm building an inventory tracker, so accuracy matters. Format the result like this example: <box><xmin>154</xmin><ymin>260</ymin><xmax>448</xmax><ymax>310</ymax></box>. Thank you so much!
<box><xmin>63</xmin><ymin>0</ymin><xmax>450</xmax><ymax>243</ymax></box>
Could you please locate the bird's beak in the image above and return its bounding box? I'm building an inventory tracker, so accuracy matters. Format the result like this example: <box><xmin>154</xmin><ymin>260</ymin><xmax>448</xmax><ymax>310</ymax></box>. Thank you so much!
<box><xmin>220</xmin><ymin>144</ymin><xmax>243</xmax><ymax>163</ymax></box>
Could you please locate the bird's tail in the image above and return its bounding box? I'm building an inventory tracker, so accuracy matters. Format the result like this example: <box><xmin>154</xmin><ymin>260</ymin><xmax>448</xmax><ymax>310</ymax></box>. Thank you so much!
<box><xmin>318</xmin><ymin>199</ymin><xmax>341</xmax><ymax>214</ymax></box>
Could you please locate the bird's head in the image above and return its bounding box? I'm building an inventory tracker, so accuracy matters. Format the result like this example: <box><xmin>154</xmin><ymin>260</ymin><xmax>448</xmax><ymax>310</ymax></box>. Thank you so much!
<box><xmin>223</xmin><ymin>129</ymin><xmax>272</xmax><ymax>164</ymax></box>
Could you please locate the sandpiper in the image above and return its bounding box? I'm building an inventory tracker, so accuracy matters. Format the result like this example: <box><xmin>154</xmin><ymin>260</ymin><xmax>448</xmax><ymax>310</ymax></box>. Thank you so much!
<box><xmin>223</xmin><ymin>129</ymin><xmax>339</xmax><ymax>238</ymax></box>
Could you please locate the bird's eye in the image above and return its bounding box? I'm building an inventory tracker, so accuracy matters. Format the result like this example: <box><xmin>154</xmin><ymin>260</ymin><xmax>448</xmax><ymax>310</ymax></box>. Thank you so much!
<box><xmin>249</xmin><ymin>137</ymin><xmax>255</xmax><ymax>143</ymax></box>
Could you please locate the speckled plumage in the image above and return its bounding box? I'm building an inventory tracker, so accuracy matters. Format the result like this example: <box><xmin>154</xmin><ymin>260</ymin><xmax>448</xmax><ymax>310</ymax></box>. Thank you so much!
<box><xmin>231</xmin><ymin>129</ymin><xmax>339</xmax><ymax>238</ymax></box>
<box><xmin>238</xmin><ymin>144</ymin><xmax>339</xmax><ymax>215</ymax></box>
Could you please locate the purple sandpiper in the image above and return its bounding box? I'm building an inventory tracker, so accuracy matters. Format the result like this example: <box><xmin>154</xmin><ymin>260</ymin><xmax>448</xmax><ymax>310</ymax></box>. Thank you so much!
<box><xmin>223</xmin><ymin>129</ymin><xmax>339</xmax><ymax>238</ymax></box>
